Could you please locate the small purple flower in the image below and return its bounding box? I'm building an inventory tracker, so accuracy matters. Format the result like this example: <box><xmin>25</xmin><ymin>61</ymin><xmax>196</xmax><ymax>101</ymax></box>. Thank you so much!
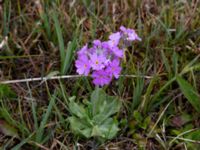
<box><xmin>74</xmin><ymin>25</ymin><xmax>143</xmax><ymax>86</ymax></box>
<box><xmin>75</xmin><ymin>55</ymin><xmax>91</xmax><ymax>75</ymax></box>
<box><xmin>92</xmin><ymin>40</ymin><xmax>108</xmax><ymax>56</ymax></box>
<box><xmin>111</xmin><ymin>46</ymin><xmax>123</xmax><ymax>58</ymax></box>
<box><xmin>77</xmin><ymin>44</ymin><xmax>88</xmax><ymax>56</ymax></box>
<box><xmin>108</xmin><ymin>32</ymin><xmax>121</xmax><ymax>47</ymax></box>
<box><xmin>92</xmin><ymin>70</ymin><xmax>112</xmax><ymax>86</ymax></box>
<box><xmin>101</xmin><ymin>41</ymin><xmax>111</xmax><ymax>56</ymax></box>
<box><xmin>89</xmin><ymin>53</ymin><xmax>107</xmax><ymax>70</ymax></box>
<box><xmin>120</xmin><ymin>26</ymin><xmax>141</xmax><ymax>41</ymax></box>
<box><xmin>106</xmin><ymin>59</ymin><xmax>121</xmax><ymax>79</ymax></box>
<box><xmin>93</xmin><ymin>40</ymin><xmax>101</xmax><ymax>47</ymax></box>
<box><xmin>119</xmin><ymin>26</ymin><xmax>127</xmax><ymax>32</ymax></box>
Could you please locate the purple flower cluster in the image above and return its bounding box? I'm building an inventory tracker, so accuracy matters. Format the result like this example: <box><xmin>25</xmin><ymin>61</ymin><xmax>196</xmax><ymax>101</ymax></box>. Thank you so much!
<box><xmin>75</xmin><ymin>26</ymin><xmax>141</xmax><ymax>86</ymax></box>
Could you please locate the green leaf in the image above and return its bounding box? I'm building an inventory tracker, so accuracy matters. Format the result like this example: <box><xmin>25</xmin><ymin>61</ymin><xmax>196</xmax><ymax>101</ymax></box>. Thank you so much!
<box><xmin>91</xmin><ymin>88</ymin><xmax>121</xmax><ymax>124</ymax></box>
<box><xmin>186</xmin><ymin>129</ymin><xmax>200</xmax><ymax>140</ymax></box>
<box><xmin>141</xmin><ymin>116</ymin><xmax>151</xmax><ymax>130</ymax></box>
<box><xmin>99</xmin><ymin>118</ymin><xmax>119</xmax><ymax>139</ymax></box>
<box><xmin>91</xmin><ymin>125</ymin><xmax>104</xmax><ymax>137</ymax></box>
<box><xmin>133</xmin><ymin>111</ymin><xmax>143</xmax><ymax>123</ymax></box>
<box><xmin>0</xmin><ymin>85</ymin><xmax>16</xmax><ymax>99</ymax></box>
<box><xmin>90</xmin><ymin>88</ymin><xmax>107</xmax><ymax>115</ymax></box>
<box><xmin>69</xmin><ymin>117</ymin><xmax>92</xmax><ymax>138</ymax></box>
<box><xmin>176</xmin><ymin>76</ymin><xmax>200</xmax><ymax>112</ymax></box>
<box><xmin>68</xmin><ymin>88</ymin><xmax>121</xmax><ymax>140</ymax></box>
<box><xmin>69</xmin><ymin>99</ymin><xmax>88</xmax><ymax>119</ymax></box>
<box><xmin>93</xmin><ymin>96</ymin><xmax>121</xmax><ymax>124</ymax></box>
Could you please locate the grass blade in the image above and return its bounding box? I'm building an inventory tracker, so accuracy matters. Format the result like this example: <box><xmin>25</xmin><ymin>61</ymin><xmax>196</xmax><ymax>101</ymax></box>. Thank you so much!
<box><xmin>176</xmin><ymin>75</ymin><xmax>200</xmax><ymax>112</ymax></box>
<box><xmin>62</xmin><ymin>39</ymin><xmax>77</xmax><ymax>74</ymax></box>
<box><xmin>35</xmin><ymin>85</ymin><xmax>57</xmax><ymax>143</ymax></box>
<box><xmin>161</xmin><ymin>49</ymin><xmax>171</xmax><ymax>76</ymax></box>
<box><xmin>131</xmin><ymin>77</ymin><xmax>144</xmax><ymax>111</ymax></box>
<box><xmin>52</xmin><ymin>11</ymin><xmax>65</xmax><ymax>74</ymax></box>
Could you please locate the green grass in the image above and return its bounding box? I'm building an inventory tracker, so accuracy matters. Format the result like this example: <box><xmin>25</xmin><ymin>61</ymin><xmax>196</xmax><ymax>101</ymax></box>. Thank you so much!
<box><xmin>0</xmin><ymin>0</ymin><xmax>200</xmax><ymax>149</ymax></box>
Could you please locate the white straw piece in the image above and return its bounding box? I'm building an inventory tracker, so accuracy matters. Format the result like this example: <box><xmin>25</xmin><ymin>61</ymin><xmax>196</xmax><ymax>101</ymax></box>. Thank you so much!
<box><xmin>0</xmin><ymin>74</ymin><xmax>154</xmax><ymax>84</ymax></box>
<box><xmin>0</xmin><ymin>36</ymin><xmax>8</xmax><ymax>49</ymax></box>
<box><xmin>0</xmin><ymin>75</ymin><xmax>82</xmax><ymax>84</ymax></box>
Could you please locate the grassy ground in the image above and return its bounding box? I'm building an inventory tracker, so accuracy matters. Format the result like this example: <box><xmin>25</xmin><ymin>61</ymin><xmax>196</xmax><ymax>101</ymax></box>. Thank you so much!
<box><xmin>0</xmin><ymin>0</ymin><xmax>200</xmax><ymax>149</ymax></box>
